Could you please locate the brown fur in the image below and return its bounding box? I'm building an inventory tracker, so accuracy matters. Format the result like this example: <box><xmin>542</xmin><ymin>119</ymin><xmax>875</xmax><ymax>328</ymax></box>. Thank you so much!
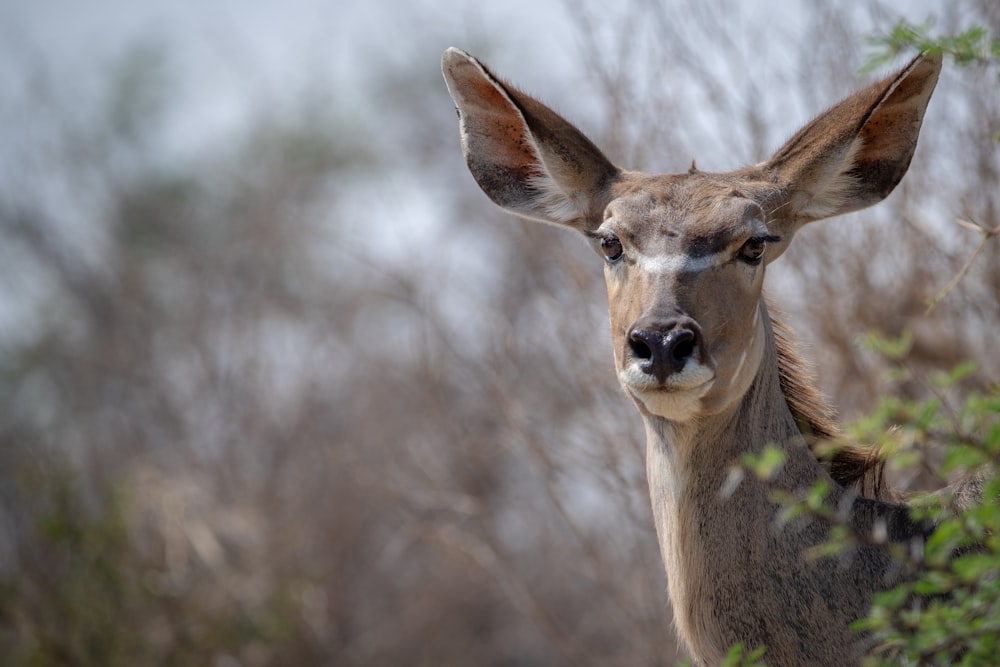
<box><xmin>772</xmin><ymin>314</ymin><xmax>887</xmax><ymax>497</ymax></box>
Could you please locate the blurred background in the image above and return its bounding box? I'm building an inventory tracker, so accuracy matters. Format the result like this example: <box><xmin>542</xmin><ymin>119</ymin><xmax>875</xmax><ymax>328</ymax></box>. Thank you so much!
<box><xmin>0</xmin><ymin>0</ymin><xmax>996</xmax><ymax>665</ymax></box>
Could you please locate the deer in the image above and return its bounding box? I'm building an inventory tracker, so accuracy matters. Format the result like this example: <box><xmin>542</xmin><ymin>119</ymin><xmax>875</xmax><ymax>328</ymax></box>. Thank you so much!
<box><xmin>441</xmin><ymin>47</ymin><xmax>986</xmax><ymax>665</ymax></box>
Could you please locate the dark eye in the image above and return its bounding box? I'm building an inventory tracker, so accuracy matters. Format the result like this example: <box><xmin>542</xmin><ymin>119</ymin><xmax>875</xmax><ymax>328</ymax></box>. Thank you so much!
<box><xmin>737</xmin><ymin>235</ymin><xmax>779</xmax><ymax>265</ymax></box>
<box><xmin>600</xmin><ymin>235</ymin><xmax>624</xmax><ymax>263</ymax></box>
<box><xmin>738</xmin><ymin>238</ymin><xmax>766</xmax><ymax>264</ymax></box>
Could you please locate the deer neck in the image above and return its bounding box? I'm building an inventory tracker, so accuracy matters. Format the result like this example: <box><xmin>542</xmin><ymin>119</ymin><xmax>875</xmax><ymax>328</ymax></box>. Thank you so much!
<box><xmin>642</xmin><ymin>305</ymin><xmax>842</xmax><ymax>664</ymax></box>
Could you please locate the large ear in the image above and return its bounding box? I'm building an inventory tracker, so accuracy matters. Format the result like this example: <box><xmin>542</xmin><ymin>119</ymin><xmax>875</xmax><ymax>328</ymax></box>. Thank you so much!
<box><xmin>764</xmin><ymin>53</ymin><xmax>941</xmax><ymax>240</ymax></box>
<box><xmin>441</xmin><ymin>47</ymin><xmax>619</xmax><ymax>232</ymax></box>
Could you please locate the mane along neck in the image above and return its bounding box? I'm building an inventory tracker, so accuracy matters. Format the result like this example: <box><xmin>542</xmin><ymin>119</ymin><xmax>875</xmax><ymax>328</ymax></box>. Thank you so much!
<box><xmin>770</xmin><ymin>314</ymin><xmax>887</xmax><ymax>498</ymax></box>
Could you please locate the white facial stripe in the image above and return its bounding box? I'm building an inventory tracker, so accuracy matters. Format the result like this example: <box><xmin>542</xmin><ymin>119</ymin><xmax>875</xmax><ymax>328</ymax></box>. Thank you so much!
<box><xmin>633</xmin><ymin>250</ymin><xmax>726</xmax><ymax>274</ymax></box>
<box><xmin>731</xmin><ymin>349</ymin><xmax>750</xmax><ymax>383</ymax></box>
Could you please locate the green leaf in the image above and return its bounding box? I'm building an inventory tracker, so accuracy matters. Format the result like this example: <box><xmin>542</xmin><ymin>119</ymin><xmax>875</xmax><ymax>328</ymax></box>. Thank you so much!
<box><xmin>951</xmin><ymin>553</ymin><xmax>999</xmax><ymax>582</ymax></box>
<box><xmin>743</xmin><ymin>445</ymin><xmax>786</xmax><ymax>481</ymax></box>
<box><xmin>862</xmin><ymin>330</ymin><xmax>913</xmax><ymax>361</ymax></box>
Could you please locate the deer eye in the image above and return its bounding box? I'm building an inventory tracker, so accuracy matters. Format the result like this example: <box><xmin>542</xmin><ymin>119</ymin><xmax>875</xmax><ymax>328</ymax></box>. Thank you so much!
<box><xmin>600</xmin><ymin>235</ymin><xmax>624</xmax><ymax>263</ymax></box>
<box><xmin>737</xmin><ymin>235</ymin><xmax>780</xmax><ymax>266</ymax></box>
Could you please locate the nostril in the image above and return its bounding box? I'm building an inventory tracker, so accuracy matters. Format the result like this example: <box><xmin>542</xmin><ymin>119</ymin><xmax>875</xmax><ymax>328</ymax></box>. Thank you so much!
<box><xmin>668</xmin><ymin>330</ymin><xmax>696</xmax><ymax>365</ymax></box>
<box><xmin>629</xmin><ymin>334</ymin><xmax>653</xmax><ymax>360</ymax></box>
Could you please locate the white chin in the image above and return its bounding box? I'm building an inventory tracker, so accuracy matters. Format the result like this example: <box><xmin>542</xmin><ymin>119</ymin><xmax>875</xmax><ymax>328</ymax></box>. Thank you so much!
<box><xmin>619</xmin><ymin>364</ymin><xmax>715</xmax><ymax>420</ymax></box>
<box><xmin>630</xmin><ymin>385</ymin><xmax>711</xmax><ymax>421</ymax></box>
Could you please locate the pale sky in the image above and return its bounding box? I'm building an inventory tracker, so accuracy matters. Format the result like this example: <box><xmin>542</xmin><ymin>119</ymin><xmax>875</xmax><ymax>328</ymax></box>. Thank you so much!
<box><xmin>0</xmin><ymin>0</ymin><xmax>582</xmax><ymax>161</ymax></box>
<box><xmin>0</xmin><ymin>0</ymin><xmax>945</xmax><ymax>165</ymax></box>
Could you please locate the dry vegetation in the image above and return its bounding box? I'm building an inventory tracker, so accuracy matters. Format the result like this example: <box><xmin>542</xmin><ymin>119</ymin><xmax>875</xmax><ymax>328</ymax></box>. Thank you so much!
<box><xmin>0</xmin><ymin>2</ymin><xmax>996</xmax><ymax>665</ymax></box>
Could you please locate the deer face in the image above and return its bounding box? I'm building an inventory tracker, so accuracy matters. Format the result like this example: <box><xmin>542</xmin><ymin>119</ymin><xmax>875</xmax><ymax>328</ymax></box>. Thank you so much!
<box><xmin>594</xmin><ymin>176</ymin><xmax>777</xmax><ymax>420</ymax></box>
<box><xmin>442</xmin><ymin>46</ymin><xmax>940</xmax><ymax>425</ymax></box>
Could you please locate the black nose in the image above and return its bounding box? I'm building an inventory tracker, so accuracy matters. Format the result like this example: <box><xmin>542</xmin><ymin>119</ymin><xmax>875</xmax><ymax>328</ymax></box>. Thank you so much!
<box><xmin>628</xmin><ymin>323</ymin><xmax>699</xmax><ymax>382</ymax></box>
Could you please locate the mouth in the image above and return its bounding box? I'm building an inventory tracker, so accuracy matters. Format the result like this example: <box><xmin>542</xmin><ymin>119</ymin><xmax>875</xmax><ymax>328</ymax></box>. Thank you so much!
<box><xmin>619</xmin><ymin>360</ymin><xmax>715</xmax><ymax>393</ymax></box>
<box><xmin>630</xmin><ymin>383</ymin><xmax>714</xmax><ymax>421</ymax></box>
<box><xmin>619</xmin><ymin>367</ymin><xmax>716</xmax><ymax>421</ymax></box>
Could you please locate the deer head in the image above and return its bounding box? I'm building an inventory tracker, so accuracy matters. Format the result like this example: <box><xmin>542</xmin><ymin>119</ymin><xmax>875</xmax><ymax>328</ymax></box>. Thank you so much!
<box><xmin>442</xmin><ymin>48</ymin><xmax>940</xmax><ymax>426</ymax></box>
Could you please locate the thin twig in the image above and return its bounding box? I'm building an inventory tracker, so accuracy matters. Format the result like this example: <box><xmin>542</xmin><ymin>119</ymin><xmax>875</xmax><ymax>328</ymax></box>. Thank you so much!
<box><xmin>926</xmin><ymin>218</ymin><xmax>1000</xmax><ymax>314</ymax></box>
